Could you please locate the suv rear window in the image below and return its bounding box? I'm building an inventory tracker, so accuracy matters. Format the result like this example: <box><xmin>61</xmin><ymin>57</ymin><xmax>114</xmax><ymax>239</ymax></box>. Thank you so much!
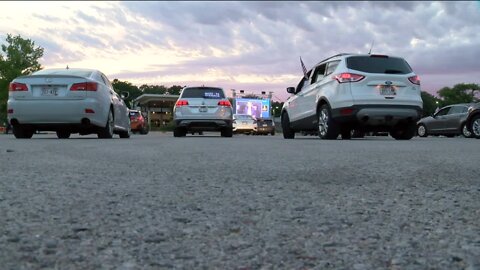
<box><xmin>346</xmin><ymin>56</ymin><xmax>412</xmax><ymax>74</ymax></box>
<box><xmin>181</xmin><ymin>87</ymin><xmax>225</xmax><ymax>99</ymax></box>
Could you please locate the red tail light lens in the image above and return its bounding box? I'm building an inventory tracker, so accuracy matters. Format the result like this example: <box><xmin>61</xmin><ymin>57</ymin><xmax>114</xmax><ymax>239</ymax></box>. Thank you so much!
<box><xmin>70</xmin><ymin>82</ymin><xmax>98</xmax><ymax>91</ymax></box>
<box><xmin>408</xmin><ymin>75</ymin><xmax>420</xmax><ymax>85</ymax></box>
<box><xmin>175</xmin><ymin>100</ymin><xmax>189</xmax><ymax>107</ymax></box>
<box><xmin>333</xmin><ymin>73</ymin><xmax>365</xmax><ymax>83</ymax></box>
<box><xmin>7</xmin><ymin>109</ymin><xmax>14</xmax><ymax>114</ymax></box>
<box><xmin>218</xmin><ymin>100</ymin><xmax>232</xmax><ymax>107</ymax></box>
<box><xmin>9</xmin><ymin>82</ymin><xmax>28</xmax><ymax>91</ymax></box>
<box><xmin>85</xmin><ymin>108</ymin><xmax>95</xmax><ymax>114</ymax></box>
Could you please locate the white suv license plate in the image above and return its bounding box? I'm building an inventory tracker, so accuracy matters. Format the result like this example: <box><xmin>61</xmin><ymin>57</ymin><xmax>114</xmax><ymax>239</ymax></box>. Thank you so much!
<box><xmin>199</xmin><ymin>107</ymin><xmax>208</xmax><ymax>112</ymax></box>
<box><xmin>380</xmin><ymin>86</ymin><xmax>395</xmax><ymax>95</ymax></box>
<box><xmin>41</xmin><ymin>87</ymin><xmax>58</xmax><ymax>96</ymax></box>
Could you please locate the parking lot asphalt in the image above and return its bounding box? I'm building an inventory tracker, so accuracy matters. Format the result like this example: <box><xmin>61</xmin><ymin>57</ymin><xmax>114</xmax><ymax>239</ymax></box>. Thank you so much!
<box><xmin>1</xmin><ymin>132</ymin><xmax>479</xmax><ymax>269</ymax></box>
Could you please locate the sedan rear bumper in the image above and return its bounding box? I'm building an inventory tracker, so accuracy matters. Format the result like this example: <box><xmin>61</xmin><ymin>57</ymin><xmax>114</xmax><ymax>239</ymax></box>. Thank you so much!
<box><xmin>8</xmin><ymin>98</ymin><xmax>107</xmax><ymax>128</ymax></box>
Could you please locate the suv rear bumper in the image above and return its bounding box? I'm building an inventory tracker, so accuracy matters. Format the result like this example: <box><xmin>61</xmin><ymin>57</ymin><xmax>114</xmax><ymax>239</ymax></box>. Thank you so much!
<box><xmin>175</xmin><ymin>119</ymin><xmax>232</xmax><ymax>131</ymax></box>
<box><xmin>332</xmin><ymin>105</ymin><xmax>422</xmax><ymax>126</ymax></box>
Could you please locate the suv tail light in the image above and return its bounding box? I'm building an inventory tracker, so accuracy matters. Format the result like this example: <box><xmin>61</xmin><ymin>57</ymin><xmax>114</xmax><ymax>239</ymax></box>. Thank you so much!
<box><xmin>70</xmin><ymin>82</ymin><xmax>98</xmax><ymax>91</ymax></box>
<box><xmin>408</xmin><ymin>75</ymin><xmax>420</xmax><ymax>85</ymax></box>
<box><xmin>175</xmin><ymin>100</ymin><xmax>189</xmax><ymax>107</ymax></box>
<box><xmin>9</xmin><ymin>82</ymin><xmax>28</xmax><ymax>91</ymax></box>
<box><xmin>333</xmin><ymin>73</ymin><xmax>365</xmax><ymax>83</ymax></box>
<box><xmin>218</xmin><ymin>100</ymin><xmax>232</xmax><ymax>107</ymax></box>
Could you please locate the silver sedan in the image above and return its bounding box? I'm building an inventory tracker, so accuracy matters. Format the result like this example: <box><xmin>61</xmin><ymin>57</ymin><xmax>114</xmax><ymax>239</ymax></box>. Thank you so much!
<box><xmin>7</xmin><ymin>68</ymin><xmax>130</xmax><ymax>139</ymax></box>
<box><xmin>417</xmin><ymin>103</ymin><xmax>474</xmax><ymax>138</ymax></box>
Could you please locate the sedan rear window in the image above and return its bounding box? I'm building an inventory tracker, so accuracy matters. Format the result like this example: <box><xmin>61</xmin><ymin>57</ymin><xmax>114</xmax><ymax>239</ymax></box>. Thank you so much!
<box><xmin>181</xmin><ymin>88</ymin><xmax>225</xmax><ymax>99</ymax></box>
<box><xmin>33</xmin><ymin>69</ymin><xmax>93</xmax><ymax>77</ymax></box>
<box><xmin>346</xmin><ymin>56</ymin><xmax>412</xmax><ymax>74</ymax></box>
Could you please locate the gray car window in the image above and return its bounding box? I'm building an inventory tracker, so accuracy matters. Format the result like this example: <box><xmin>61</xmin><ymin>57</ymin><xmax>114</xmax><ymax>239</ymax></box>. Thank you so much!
<box><xmin>325</xmin><ymin>61</ymin><xmax>340</xmax><ymax>76</ymax></box>
<box><xmin>311</xmin><ymin>64</ymin><xmax>326</xmax><ymax>84</ymax></box>
<box><xmin>436</xmin><ymin>107</ymin><xmax>450</xmax><ymax>116</ymax></box>
<box><xmin>448</xmin><ymin>106</ymin><xmax>465</xmax><ymax>115</ymax></box>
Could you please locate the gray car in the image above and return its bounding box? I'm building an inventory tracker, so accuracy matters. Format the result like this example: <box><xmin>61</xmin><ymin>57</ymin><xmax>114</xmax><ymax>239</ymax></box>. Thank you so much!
<box><xmin>417</xmin><ymin>103</ymin><xmax>475</xmax><ymax>138</ymax></box>
<box><xmin>173</xmin><ymin>86</ymin><xmax>233</xmax><ymax>137</ymax></box>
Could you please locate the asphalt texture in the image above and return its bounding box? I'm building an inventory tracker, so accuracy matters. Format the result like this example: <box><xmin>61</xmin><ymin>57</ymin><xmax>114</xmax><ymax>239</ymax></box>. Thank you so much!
<box><xmin>0</xmin><ymin>132</ymin><xmax>479</xmax><ymax>270</ymax></box>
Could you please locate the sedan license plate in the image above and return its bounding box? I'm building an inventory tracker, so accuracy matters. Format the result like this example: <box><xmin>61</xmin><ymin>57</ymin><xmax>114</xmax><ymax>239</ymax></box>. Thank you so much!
<box><xmin>41</xmin><ymin>87</ymin><xmax>58</xmax><ymax>96</ymax></box>
<box><xmin>199</xmin><ymin>107</ymin><xmax>208</xmax><ymax>112</ymax></box>
<box><xmin>380</xmin><ymin>86</ymin><xmax>395</xmax><ymax>95</ymax></box>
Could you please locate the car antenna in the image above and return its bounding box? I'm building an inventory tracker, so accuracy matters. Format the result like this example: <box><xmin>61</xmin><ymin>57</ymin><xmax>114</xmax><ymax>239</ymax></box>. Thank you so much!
<box><xmin>368</xmin><ymin>40</ymin><xmax>374</xmax><ymax>55</ymax></box>
<box><xmin>66</xmin><ymin>65</ymin><xmax>69</xmax><ymax>69</ymax></box>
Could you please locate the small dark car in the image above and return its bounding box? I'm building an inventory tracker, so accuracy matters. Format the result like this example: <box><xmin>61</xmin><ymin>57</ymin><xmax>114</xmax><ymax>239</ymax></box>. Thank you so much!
<box><xmin>465</xmin><ymin>102</ymin><xmax>480</xmax><ymax>139</ymax></box>
<box><xmin>129</xmin><ymin>110</ymin><xmax>149</xmax><ymax>134</ymax></box>
<box><xmin>417</xmin><ymin>103</ymin><xmax>475</xmax><ymax>138</ymax></box>
<box><xmin>255</xmin><ymin>118</ymin><xmax>275</xmax><ymax>135</ymax></box>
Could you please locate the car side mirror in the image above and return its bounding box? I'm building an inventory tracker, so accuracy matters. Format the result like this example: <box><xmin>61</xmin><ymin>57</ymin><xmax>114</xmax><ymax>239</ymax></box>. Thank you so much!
<box><xmin>120</xmin><ymin>92</ymin><xmax>130</xmax><ymax>99</ymax></box>
<box><xmin>286</xmin><ymin>87</ymin><xmax>295</xmax><ymax>94</ymax></box>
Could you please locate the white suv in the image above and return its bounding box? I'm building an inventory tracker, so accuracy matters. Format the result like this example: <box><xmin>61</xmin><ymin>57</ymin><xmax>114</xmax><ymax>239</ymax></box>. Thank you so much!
<box><xmin>281</xmin><ymin>53</ymin><xmax>423</xmax><ymax>140</ymax></box>
<box><xmin>173</xmin><ymin>86</ymin><xmax>233</xmax><ymax>137</ymax></box>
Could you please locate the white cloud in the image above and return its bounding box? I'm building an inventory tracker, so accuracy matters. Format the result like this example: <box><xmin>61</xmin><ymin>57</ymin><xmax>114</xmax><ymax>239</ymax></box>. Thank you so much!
<box><xmin>0</xmin><ymin>1</ymin><xmax>479</xmax><ymax>100</ymax></box>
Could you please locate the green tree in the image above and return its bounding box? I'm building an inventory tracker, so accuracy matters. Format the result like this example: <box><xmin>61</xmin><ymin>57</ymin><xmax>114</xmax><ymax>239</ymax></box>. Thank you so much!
<box><xmin>271</xmin><ymin>101</ymin><xmax>284</xmax><ymax>117</ymax></box>
<box><xmin>420</xmin><ymin>91</ymin><xmax>440</xmax><ymax>117</ymax></box>
<box><xmin>167</xmin><ymin>85</ymin><xmax>183</xmax><ymax>95</ymax></box>
<box><xmin>0</xmin><ymin>34</ymin><xmax>44</xmax><ymax>123</ymax></box>
<box><xmin>437</xmin><ymin>83</ymin><xmax>480</xmax><ymax>107</ymax></box>
<box><xmin>139</xmin><ymin>84</ymin><xmax>167</xmax><ymax>95</ymax></box>
<box><xmin>112</xmin><ymin>79</ymin><xmax>142</xmax><ymax>108</ymax></box>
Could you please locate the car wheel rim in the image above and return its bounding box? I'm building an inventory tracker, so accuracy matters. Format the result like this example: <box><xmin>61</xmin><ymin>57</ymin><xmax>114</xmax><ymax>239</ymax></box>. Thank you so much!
<box><xmin>418</xmin><ymin>125</ymin><xmax>425</xmax><ymax>137</ymax></box>
<box><xmin>473</xmin><ymin>119</ymin><xmax>480</xmax><ymax>136</ymax></box>
<box><xmin>462</xmin><ymin>125</ymin><xmax>471</xmax><ymax>137</ymax></box>
<box><xmin>318</xmin><ymin>109</ymin><xmax>328</xmax><ymax>136</ymax></box>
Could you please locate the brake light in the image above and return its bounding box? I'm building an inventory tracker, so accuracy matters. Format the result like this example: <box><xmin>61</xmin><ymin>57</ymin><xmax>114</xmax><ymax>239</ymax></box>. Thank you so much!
<box><xmin>340</xmin><ymin>108</ymin><xmax>354</xmax><ymax>115</ymax></box>
<box><xmin>70</xmin><ymin>82</ymin><xmax>98</xmax><ymax>91</ymax></box>
<box><xmin>408</xmin><ymin>75</ymin><xmax>420</xmax><ymax>85</ymax></box>
<box><xmin>333</xmin><ymin>73</ymin><xmax>365</xmax><ymax>83</ymax></box>
<box><xmin>370</xmin><ymin>54</ymin><xmax>389</xmax><ymax>58</ymax></box>
<box><xmin>218</xmin><ymin>100</ymin><xmax>232</xmax><ymax>107</ymax></box>
<box><xmin>9</xmin><ymin>82</ymin><xmax>28</xmax><ymax>91</ymax></box>
<box><xmin>175</xmin><ymin>100</ymin><xmax>189</xmax><ymax>107</ymax></box>
<box><xmin>7</xmin><ymin>109</ymin><xmax>13</xmax><ymax>114</ymax></box>
<box><xmin>85</xmin><ymin>108</ymin><xmax>95</xmax><ymax>114</ymax></box>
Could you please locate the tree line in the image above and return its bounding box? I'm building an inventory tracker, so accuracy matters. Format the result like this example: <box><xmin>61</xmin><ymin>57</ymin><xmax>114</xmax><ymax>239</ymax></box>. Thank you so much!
<box><xmin>1</xmin><ymin>34</ymin><xmax>479</xmax><ymax>124</ymax></box>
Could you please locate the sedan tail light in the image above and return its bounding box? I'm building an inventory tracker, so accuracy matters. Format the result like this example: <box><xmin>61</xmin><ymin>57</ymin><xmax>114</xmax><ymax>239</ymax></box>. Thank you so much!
<box><xmin>175</xmin><ymin>100</ymin><xmax>189</xmax><ymax>107</ymax></box>
<box><xmin>408</xmin><ymin>75</ymin><xmax>420</xmax><ymax>85</ymax></box>
<box><xmin>9</xmin><ymin>82</ymin><xmax>28</xmax><ymax>91</ymax></box>
<box><xmin>70</xmin><ymin>82</ymin><xmax>98</xmax><ymax>91</ymax></box>
<box><xmin>333</xmin><ymin>73</ymin><xmax>365</xmax><ymax>83</ymax></box>
<box><xmin>218</xmin><ymin>100</ymin><xmax>232</xmax><ymax>107</ymax></box>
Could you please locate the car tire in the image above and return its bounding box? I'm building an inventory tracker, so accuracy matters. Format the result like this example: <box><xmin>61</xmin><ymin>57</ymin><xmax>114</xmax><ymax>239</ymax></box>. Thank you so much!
<box><xmin>390</xmin><ymin>122</ymin><xmax>416</xmax><ymax>140</ymax></box>
<box><xmin>271</xmin><ymin>130</ymin><xmax>275</xmax><ymax>136</ymax></box>
<box><xmin>417</xmin><ymin>124</ymin><xmax>428</xmax><ymax>137</ymax></box>
<box><xmin>13</xmin><ymin>125</ymin><xmax>34</xmax><ymax>139</ymax></box>
<box><xmin>119</xmin><ymin>125</ymin><xmax>131</xmax><ymax>139</ymax></box>
<box><xmin>173</xmin><ymin>127</ymin><xmax>186</xmax><ymax>137</ymax></box>
<box><xmin>281</xmin><ymin>112</ymin><xmax>295</xmax><ymax>139</ymax></box>
<box><xmin>351</xmin><ymin>130</ymin><xmax>365</xmax><ymax>138</ymax></box>
<box><xmin>461</xmin><ymin>123</ymin><xmax>472</xmax><ymax>138</ymax></box>
<box><xmin>98</xmin><ymin>109</ymin><xmax>114</xmax><ymax>139</ymax></box>
<box><xmin>221</xmin><ymin>128</ymin><xmax>233</xmax><ymax>137</ymax></box>
<box><xmin>318</xmin><ymin>104</ymin><xmax>339</xmax><ymax>140</ymax></box>
<box><xmin>341</xmin><ymin>127</ymin><xmax>351</xmax><ymax>140</ymax></box>
<box><xmin>470</xmin><ymin>114</ymin><xmax>480</xmax><ymax>139</ymax></box>
<box><xmin>56</xmin><ymin>130</ymin><xmax>71</xmax><ymax>139</ymax></box>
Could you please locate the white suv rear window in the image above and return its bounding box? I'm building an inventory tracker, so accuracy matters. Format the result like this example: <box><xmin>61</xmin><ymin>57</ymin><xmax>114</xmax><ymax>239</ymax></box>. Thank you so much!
<box><xmin>181</xmin><ymin>88</ymin><xmax>225</xmax><ymax>99</ymax></box>
<box><xmin>346</xmin><ymin>56</ymin><xmax>412</xmax><ymax>74</ymax></box>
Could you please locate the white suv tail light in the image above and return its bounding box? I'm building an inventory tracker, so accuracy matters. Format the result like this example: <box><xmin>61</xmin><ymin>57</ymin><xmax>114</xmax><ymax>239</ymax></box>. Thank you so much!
<box><xmin>408</xmin><ymin>75</ymin><xmax>420</xmax><ymax>85</ymax></box>
<box><xmin>333</xmin><ymin>73</ymin><xmax>365</xmax><ymax>83</ymax></box>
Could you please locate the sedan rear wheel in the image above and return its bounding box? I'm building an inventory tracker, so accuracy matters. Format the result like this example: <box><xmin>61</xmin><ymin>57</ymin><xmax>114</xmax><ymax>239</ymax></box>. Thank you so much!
<box><xmin>417</xmin><ymin>124</ymin><xmax>428</xmax><ymax>137</ymax></box>
<box><xmin>13</xmin><ymin>125</ymin><xmax>34</xmax><ymax>139</ymax></box>
<box><xmin>98</xmin><ymin>109</ymin><xmax>114</xmax><ymax>139</ymax></box>
<box><xmin>56</xmin><ymin>130</ymin><xmax>71</xmax><ymax>139</ymax></box>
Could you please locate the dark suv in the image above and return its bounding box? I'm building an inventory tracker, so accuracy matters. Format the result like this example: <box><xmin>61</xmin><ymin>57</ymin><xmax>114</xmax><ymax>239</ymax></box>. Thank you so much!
<box><xmin>129</xmin><ymin>110</ymin><xmax>149</xmax><ymax>134</ymax></box>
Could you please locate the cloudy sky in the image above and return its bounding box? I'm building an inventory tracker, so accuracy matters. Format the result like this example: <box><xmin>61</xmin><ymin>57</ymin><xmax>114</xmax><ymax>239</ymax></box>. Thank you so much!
<box><xmin>1</xmin><ymin>1</ymin><xmax>479</xmax><ymax>101</ymax></box>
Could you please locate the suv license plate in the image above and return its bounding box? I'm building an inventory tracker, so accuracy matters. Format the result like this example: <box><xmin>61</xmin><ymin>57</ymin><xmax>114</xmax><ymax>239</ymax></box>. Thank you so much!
<box><xmin>199</xmin><ymin>107</ymin><xmax>207</xmax><ymax>112</ymax></box>
<box><xmin>380</xmin><ymin>86</ymin><xmax>395</xmax><ymax>95</ymax></box>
